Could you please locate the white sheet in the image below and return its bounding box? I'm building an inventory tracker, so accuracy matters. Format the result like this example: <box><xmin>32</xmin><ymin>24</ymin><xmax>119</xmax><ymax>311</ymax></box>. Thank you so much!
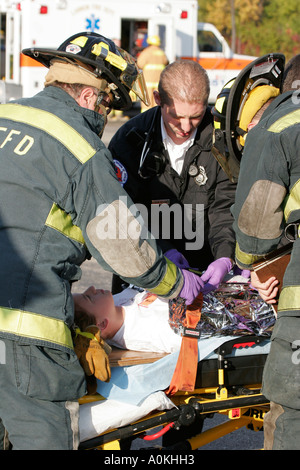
<box><xmin>79</xmin><ymin>391</ymin><xmax>175</xmax><ymax>443</ymax></box>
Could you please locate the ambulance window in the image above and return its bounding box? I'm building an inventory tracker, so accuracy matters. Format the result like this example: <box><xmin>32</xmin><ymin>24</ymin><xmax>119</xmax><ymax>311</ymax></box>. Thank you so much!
<box><xmin>157</xmin><ymin>25</ymin><xmax>166</xmax><ymax>51</ymax></box>
<box><xmin>198</xmin><ymin>30</ymin><xmax>222</xmax><ymax>53</ymax></box>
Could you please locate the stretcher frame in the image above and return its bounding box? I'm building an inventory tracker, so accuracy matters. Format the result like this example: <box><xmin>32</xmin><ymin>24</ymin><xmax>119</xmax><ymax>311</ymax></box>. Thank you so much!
<box><xmin>78</xmin><ymin>335</ymin><xmax>270</xmax><ymax>450</ymax></box>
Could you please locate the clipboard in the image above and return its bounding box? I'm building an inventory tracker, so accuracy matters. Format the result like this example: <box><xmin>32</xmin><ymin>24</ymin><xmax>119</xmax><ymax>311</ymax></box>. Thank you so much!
<box><xmin>252</xmin><ymin>242</ymin><xmax>292</xmax><ymax>312</ymax></box>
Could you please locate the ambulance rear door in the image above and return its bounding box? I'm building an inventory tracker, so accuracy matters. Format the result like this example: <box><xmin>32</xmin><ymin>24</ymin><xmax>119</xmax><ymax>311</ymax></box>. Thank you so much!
<box><xmin>147</xmin><ymin>16</ymin><xmax>174</xmax><ymax>62</ymax></box>
<box><xmin>0</xmin><ymin>8</ymin><xmax>22</xmax><ymax>102</ymax></box>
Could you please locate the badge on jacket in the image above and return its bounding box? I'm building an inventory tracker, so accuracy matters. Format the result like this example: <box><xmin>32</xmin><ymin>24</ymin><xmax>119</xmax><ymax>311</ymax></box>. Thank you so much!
<box><xmin>114</xmin><ymin>159</ymin><xmax>128</xmax><ymax>186</ymax></box>
<box><xmin>188</xmin><ymin>164</ymin><xmax>208</xmax><ymax>186</ymax></box>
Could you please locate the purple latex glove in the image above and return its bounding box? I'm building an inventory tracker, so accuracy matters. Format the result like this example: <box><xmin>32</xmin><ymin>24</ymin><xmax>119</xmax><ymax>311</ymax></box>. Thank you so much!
<box><xmin>179</xmin><ymin>269</ymin><xmax>205</xmax><ymax>305</ymax></box>
<box><xmin>164</xmin><ymin>248</ymin><xmax>190</xmax><ymax>270</ymax></box>
<box><xmin>200</xmin><ymin>257</ymin><xmax>233</xmax><ymax>294</ymax></box>
<box><xmin>233</xmin><ymin>266</ymin><xmax>251</xmax><ymax>279</ymax></box>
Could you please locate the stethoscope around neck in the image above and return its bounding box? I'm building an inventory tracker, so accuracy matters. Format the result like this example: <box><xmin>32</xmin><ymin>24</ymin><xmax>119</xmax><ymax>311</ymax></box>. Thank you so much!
<box><xmin>138</xmin><ymin>108</ymin><xmax>166</xmax><ymax>179</ymax></box>
<box><xmin>138</xmin><ymin>109</ymin><xmax>208</xmax><ymax>181</ymax></box>
<box><xmin>138</xmin><ymin>136</ymin><xmax>153</xmax><ymax>177</ymax></box>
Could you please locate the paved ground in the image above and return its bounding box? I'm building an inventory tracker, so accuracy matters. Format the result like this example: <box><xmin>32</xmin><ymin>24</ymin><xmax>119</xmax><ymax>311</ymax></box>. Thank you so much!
<box><xmin>73</xmin><ymin>119</ymin><xmax>265</xmax><ymax>451</ymax></box>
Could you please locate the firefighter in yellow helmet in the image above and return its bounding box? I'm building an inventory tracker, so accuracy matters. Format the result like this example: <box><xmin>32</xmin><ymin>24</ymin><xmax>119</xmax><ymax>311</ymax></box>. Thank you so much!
<box><xmin>231</xmin><ymin>53</ymin><xmax>300</xmax><ymax>450</ymax></box>
<box><xmin>137</xmin><ymin>34</ymin><xmax>169</xmax><ymax>112</ymax></box>
<box><xmin>211</xmin><ymin>53</ymin><xmax>285</xmax><ymax>183</ymax></box>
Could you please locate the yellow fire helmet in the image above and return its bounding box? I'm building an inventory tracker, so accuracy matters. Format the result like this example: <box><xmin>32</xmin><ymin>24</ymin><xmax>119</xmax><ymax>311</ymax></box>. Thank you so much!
<box><xmin>238</xmin><ymin>84</ymin><xmax>280</xmax><ymax>146</ymax></box>
<box><xmin>211</xmin><ymin>53</ymin><xmax>285</xmax><ymax>182</ymax></box>
<box><xmin>147</xmin><ymin>35</ymin><xmax>161</xmax><ymax>47</ymax></box>
<box><xmin>22</xmin><ymin>32</ymin><xmax>149</xmax><ymax>111</ymax></box>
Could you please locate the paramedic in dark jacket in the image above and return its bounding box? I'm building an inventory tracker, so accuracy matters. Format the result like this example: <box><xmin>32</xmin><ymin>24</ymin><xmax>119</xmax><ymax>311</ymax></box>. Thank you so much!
<box><xmin>109</xmin><ymin>60</ymin><xmax>237</xmax><ymax>294</ymax></box>
<box><xmin>232</xmin><ymin>54</ymin><xmax>300</xmax><ymax>450</ymax></box>
<box><xmin>0</xmin><ymin>33</ymin><xmax>204</xmax><ymax>450</ymax></box>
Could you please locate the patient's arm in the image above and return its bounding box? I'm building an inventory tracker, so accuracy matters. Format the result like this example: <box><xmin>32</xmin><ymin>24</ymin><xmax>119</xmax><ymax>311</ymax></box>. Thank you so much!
<box><xmin>250</xmin><ymin>271</ymin><xmax>279</xmax><ymax>304</ymax></box>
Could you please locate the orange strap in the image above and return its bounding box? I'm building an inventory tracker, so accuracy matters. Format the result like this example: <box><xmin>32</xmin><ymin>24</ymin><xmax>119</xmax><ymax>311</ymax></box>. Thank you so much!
<box><xmin>166</xmin><ymin>294</ymin><xmax>203</xmax><ymax>396</ymax></box>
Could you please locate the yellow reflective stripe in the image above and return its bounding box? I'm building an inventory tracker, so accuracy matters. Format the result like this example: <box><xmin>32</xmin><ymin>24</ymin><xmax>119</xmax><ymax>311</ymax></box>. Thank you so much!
<box><xmin>278</xmin><ymin>286</ymin><xmax>300</xmax><ymax>313</ymax></box>
<box><xmin>71</xmin><ymin>36</ymin><xmax>89</xmax><ymax>48</ymax></box>
<box><xmin>0</xmin><ymin>307</ymin><xmax>73</xmax><ymax>349</ymax></box>
<box><xmin>144</xmin><ymin>64</ymin><xmax>166</xmax><ymax>71</ymax></box>
<box><xmin>45</xmin><ymin>203</ymin><xmax>85</xmax><ymax>245</ymax></box>
<box><xmin>283</xmin><ymin>179</ymin><xmax>300</xmax><ymax>221</ymax></box>
<box><xmin>235</xmin><ymin>242</ymin><xmax>262</xmax><ymax>266</ymax></box>
<box><xmin>91</xmin><ymin>42</ymin><xmax>127</xmax><ymax>71</ymax></box>
<box><xmin>149</xmin><ymin>257</ymin><xmax>180</xmax><ymax>296</ymax></box>
<box><xmin>145</xmin><ymin>82</ymin><xmax>159</xmax><ymax>88</ymax></box>
<box><xmin>0</xmin><ymin>104</ymin><xmax>96</xmax><ymax>164</ymax></box>
<box><xmin>215</xmin><ymin>96</ymin><xmax>226</xmax><ymax>113</ymax></box>
<box><xmin>268</xmin><ymin>109</ymin><xmax>300</xmax><ymax>134</ymax></box>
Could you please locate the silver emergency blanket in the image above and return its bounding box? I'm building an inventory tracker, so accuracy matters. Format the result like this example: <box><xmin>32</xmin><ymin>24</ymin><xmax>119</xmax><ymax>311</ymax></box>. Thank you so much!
<box><xmin>169</xmin><ymin>283</ymin><xmax>275</xmax><ymax>339</ymax></box>
<box><xmin>200</xmin><ymin>283</ymin><xmax>275</xmax><ymax>338</ymax></box>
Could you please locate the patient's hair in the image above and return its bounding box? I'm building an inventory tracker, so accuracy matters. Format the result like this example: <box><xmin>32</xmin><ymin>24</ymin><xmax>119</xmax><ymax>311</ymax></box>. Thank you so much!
<box><xmin>74</xmin><ymin>309</ymin><xmax>97</xmax><ymax>331</ymax></box>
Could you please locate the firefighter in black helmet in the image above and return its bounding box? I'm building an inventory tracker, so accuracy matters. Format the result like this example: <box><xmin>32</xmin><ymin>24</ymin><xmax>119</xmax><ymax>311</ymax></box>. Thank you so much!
<box><xmin>211</xmin><ymin>53</ymin><xmax>285</xmax><ymax>183</ymax></box>
<box><xmin>0</xmin><ymin>32</ymin><xmax>204</xmax><ymax>450</ymax></box>
<box><xmin>23</xmin><ymin>31</ymin><xmax>150</xmax><ymax>119</ymax></box>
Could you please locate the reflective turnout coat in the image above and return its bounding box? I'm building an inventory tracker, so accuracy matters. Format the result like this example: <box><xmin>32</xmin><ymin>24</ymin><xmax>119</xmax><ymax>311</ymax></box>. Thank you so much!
<box><xmin>0</xmin><ymin>86</ymin><xmax>182</xmax><ymax>352</ymax></box>
<box><xmin>232</xmin><ymin>90</ymin><xmax>300</xmax><ymax>321</ymax></box>
<box><xmin>137</xmin><ymin>45</ymin><xmax>168</xmax><ymax>110</ymax></box>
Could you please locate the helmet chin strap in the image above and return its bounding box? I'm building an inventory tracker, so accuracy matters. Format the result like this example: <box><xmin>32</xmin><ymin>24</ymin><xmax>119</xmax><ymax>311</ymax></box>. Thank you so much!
<box><xmin>95</xmin><ymin>104</ymin><xmax>107</xmax><ymax>138</ymax></box>
<box><xmin>93</xmin><ymin>88</ymin><xmax>111</xmax><ymax>136</ymax></box>
<box><xmin>94</xmin><ymin>85</ymin><xmax>115</xmax><ymax>121</ymax></box>
<box><xmin>95</xmin><ymin>100</ymin><xmax>108</xmax><ymax>124</ymax></box>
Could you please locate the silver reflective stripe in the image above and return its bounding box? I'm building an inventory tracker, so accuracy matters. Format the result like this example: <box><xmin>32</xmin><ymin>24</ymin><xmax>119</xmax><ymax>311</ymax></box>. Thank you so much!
<box><xmin>65</xmin><ymin>401</ymin><xmax>80</xmax><ymax>450</ymax></box>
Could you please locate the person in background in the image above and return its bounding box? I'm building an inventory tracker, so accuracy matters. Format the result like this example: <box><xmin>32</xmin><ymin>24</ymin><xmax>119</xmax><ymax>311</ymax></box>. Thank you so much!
<box><xmin>137</xmin><ymin>34</ymin><xmax>169</xmax><ymax>112</ymax></box>
<box><xmin>109</xmin><ymin>59</ymin><xmax>237</xmax><ymax>295</ymax></box>
<box><xmin>0</xmin><ymin>32</ymin><xmax>204</xmax><ymax>450</ymax></box>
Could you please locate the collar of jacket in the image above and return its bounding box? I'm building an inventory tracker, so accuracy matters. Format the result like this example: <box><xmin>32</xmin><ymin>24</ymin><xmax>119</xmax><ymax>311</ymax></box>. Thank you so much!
<box><xmin>40</xmin><ymin>86</ymin><xmax>106</xmax><ymax>136</ymax></box>
<box><xmin>194</xmin><ymin>108</ymin><xmax>214</xmax><ymax>149</ymax></box>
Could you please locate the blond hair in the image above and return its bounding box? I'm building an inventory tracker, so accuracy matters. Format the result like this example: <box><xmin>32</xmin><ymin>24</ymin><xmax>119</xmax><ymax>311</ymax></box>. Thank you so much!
<box><xmin>158</xmin><ymin>59</ymin><xmax>210</xmax><ymax>106</ymax></box>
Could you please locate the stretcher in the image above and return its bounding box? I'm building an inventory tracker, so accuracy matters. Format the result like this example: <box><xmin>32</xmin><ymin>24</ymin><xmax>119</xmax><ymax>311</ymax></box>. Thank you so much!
<box><xmin>78</xmin><ymin>334</ymin><xmax>270</xmax><ymax>450</ymax></box>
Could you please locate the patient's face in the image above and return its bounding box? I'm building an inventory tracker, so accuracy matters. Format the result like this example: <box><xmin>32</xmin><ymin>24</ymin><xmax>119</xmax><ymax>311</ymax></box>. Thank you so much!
<box><xmin>73</xmin><ymin>286</ymin><xmax>116</xmax><ymax>338</ymax></box>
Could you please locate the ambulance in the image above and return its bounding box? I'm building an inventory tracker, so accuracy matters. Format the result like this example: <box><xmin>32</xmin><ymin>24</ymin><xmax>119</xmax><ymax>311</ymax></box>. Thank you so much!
<box><xmin>0</xmin><ymin>0</ymin><xmax>255</xmax><ymax>104</ymax></box>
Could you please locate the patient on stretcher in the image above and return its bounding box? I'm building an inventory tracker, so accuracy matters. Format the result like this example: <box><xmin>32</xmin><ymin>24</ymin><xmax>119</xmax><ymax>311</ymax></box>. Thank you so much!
<box><xmin>73</xmin><ymin>283</ymin><xmax>275</xmax><ymax>355</ymax></box>
<box><xmin>73</xmin><ymin>287</ymin><xmax>183</xmax><ymax>354</ymax></box>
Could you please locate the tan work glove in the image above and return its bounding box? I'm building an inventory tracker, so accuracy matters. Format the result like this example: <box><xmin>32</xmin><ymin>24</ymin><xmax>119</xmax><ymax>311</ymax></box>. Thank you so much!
<box><xmin>74</xmin><ymin>325</ymin><xmax>111</xmax><ymax>384</ymax></box>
